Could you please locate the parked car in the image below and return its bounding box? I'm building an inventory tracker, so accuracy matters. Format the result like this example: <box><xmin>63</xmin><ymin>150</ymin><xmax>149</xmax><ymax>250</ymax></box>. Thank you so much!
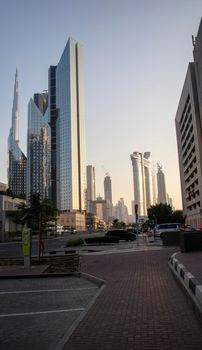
<box><xmin>105</xmin><ymin>229</ymin><xmax>136</xmax><ymax>241</ymax></box>
<box><xmin>154</xmin><ymin>223</ymin><xmax>181</xmax><ymax>238</ymax></box>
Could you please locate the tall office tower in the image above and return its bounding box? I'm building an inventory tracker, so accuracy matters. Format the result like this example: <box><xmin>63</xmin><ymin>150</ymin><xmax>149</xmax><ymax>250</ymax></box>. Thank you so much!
<box><xmin>130</xmin><ymin>152</ymin><xmax>153</xmax><ymax>216</ymax></box>
<box><xmin>104</xmin><ymin>173</ymin><xmax>112</xmax><ymax>203</ymax></box>
<box><xmin>157</xmin><ymin>164</ymin><xmax>167</xmax><ymax>204</ymax></box>
<box><xmin>8</xmin><ymin>69</ymin><xmax>27</xmax><ymax>196</ymax></box>
<box><xmin>48</xmin><ymin>66</ymin><xmax>57</xmax><ymax>207</ymax></box>
<box><xmin>175</xmin><ymin>63</ymin><xmax>202</xmax><ymax>228</ymax></box>
<box><xmin>27</xmin><ymin>92</ymin><xmax>51</xmax><ymax>200</ymax></box>
<box><xmin>104</xmin><ymin>173</ymin><xmax>113</xmax><ymax>220</ymax></box>
<box><xmin>50</xmin><ymin>38</ymin><xmax>86</xmax><ymax>211</ymax></box>
<box><xmin>86</xmin><ymin>165</ymin><xmax>96</xmax><ymax>213</ymax></box>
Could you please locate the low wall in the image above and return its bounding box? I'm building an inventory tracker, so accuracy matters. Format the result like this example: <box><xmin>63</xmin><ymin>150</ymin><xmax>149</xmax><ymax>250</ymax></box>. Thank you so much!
<box><xmin>180</xmin><ymin>231</ymin><xmax>202</xmax><ymax>253</ymax></box>
<box><xmin>0</xmin><ymin>254</ymin><xmax>80</xmax><ymax>272</ymax></box>
<box><xmin>162</xmin><ymin>231</ymin><xmax>180</xmax><ymax>246</ymax></box>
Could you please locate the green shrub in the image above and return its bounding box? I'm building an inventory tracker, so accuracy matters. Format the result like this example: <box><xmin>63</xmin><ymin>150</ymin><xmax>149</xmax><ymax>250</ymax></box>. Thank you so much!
<box><xmin>85</xmin><ymin>236</ymin><xmax>119</xmax><ymax>244</ymax></box>
<box><xmin>66</xmin><ymin>238</ymin><xmax>84</xmax><ymax>247</ymax></box>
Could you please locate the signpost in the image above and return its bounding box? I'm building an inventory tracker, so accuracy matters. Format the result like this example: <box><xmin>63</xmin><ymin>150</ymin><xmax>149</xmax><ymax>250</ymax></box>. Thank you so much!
<box><xmin>22</xmin><ymin>228</ymin><xmax>31</xmax><ymax>268</ymax></box>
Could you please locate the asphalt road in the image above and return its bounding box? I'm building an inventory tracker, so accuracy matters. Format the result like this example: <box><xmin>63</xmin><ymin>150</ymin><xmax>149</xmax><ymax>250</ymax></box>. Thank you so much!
<box><xmin>0</xmin><ymin>232</ymin><xmax>104</xmax><ymax>257</ymax></box>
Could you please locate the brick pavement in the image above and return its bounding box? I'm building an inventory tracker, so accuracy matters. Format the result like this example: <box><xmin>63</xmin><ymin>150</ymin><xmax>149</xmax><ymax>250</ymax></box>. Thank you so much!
<box><xmin>63</xmin><ymin>249</ymin><xmax>202</xmax><ymax>350</ymax></box>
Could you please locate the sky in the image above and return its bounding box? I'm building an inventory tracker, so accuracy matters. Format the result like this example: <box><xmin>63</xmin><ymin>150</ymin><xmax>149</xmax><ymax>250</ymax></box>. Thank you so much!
<box><xmin>0</xmin><ymin>0</ymin><xmax>201</xmax><ymax>213</ymax></box>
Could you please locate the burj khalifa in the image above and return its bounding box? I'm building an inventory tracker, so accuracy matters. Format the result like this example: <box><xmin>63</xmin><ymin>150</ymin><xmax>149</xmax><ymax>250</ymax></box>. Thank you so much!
<box><xmin>8</xmin><ymin>69</ymin><xmax>27</xmax><ymax>196</ymax></box>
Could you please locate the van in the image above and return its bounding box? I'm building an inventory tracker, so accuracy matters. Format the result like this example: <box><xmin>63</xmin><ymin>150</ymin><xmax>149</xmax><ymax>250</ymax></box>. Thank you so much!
<box><xmin>155</xmin><ymin>223</ymin><xmax>181</xmax><ymax>238</ymax></box>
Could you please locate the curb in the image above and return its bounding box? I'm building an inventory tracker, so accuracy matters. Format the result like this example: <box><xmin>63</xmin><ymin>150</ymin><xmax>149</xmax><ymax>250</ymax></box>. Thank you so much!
<box><xmin>168</xmin><ymin>252</ymin><xmax>202</xmax><ymax>313</ymax></box>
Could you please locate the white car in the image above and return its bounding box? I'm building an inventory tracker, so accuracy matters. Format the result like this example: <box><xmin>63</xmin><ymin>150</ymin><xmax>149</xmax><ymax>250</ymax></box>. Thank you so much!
<box><xmin>154</xmin><ymin>223</ymin><xmax>181</xmax><ymax>238</ymax></box>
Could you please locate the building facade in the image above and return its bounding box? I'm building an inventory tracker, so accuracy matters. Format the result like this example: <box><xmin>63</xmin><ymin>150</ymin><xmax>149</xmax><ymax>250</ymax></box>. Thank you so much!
<box><xmin>175</xmin><ymin>62</ymin><xmax>202</xmax><ymax>228</ymax></box>
<box><xmin>27</xmin><ymin>92</ymin><xmax>51</xmax><ymax>200</ymax></box>
<box><xmin>8</xmin><ymin>69</ymin><xmax>27</xmax><ymax>196</ymax></box>
<box><xmin>0</xmin><ymin>194</ymin><xmax>26</xmax><ymax>236</ymax></box>
<box><xmin>57</xmin><ymin>211</ymin><xmax>86</xmax><ymax>231</ymax></box>
<box><xmin>53</xmin><ymin>38</ymin><xmax>86</xmax><ymax>211</ymax></box>
<box><xmin>0</xmin><ymin>183</ymin><xmax>7</xmax><ymax>192</ymax></box>
<box><xmin>86</xmin><ymin>165</ymin><xmax>96</xmax><ymax>213</ymax></box>
<box><xmin>157</xmin><ymin>164</ymin><xmax>167</xmax><ymax>204</ymax></box>
<box><xmin>130</xmin><ymin>152</ymin><xmax>153</xmax><ymax>216</ymax></box>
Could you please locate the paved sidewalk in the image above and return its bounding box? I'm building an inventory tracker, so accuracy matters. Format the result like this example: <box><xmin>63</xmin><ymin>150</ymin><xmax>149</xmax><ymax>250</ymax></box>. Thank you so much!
<box><xmin>63</xmin><ymin>249</ymin><xmax>202</xmax><ymax>350</ymax></box>
<box><xmin>175</xmin><ymin>251</ymin><xmax>202</xmax><ymax>284</ymax></box>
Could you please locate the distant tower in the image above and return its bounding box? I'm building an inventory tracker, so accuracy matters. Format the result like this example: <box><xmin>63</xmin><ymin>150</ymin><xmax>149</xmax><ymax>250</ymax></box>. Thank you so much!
<box><xmin>86</xmin><ymin>165</ymin><xmax>96</xmax><ymax>213</ymax></box>
<box><xmin>104</xmin><ymin>173</ymin><xmax>112</xmax><ymax>203</ymax></box>
<box><xmin>8</xmin><ymin>69</ymin><xmax>27</xmax><ymax>196</ymax></box>
<box><xmin>113</xmin><ymin>198</ymin><xmax>128</xmax><ymax>224</ymax></box>
<box><xmin>157</xmin><ymin>164</ymin><xmax>167</xmax><ymax>204</ymax></box>
<box><xmin>27</xmin><ymin>92</ymin><xmax>51</xmax><ymax>200</ymax></box>
<box><xmin>104</xmin><ymin>173</ymin><xmax>113</xmax><ymax>221</ymax></box>
<box><xmin>130</xmin><ymin>152</ymin><xmax>153</xmax><ymax>216</ymax></box>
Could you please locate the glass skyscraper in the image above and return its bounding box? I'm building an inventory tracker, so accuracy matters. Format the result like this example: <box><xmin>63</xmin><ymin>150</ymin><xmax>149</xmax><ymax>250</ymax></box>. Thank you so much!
<box><xmin>8</xmin><ymin>69</ymin><xmax>27</xmax><ymax>196</ymax></box>
<box><xmin>52</xmin><ymin>38</ymin><xmax>86</xmax><ymax>211</ymax></box>
<box><xmin>27</xmin><ymin>92</ymin><xmax>51</xmax><ymax>200</ymax></box>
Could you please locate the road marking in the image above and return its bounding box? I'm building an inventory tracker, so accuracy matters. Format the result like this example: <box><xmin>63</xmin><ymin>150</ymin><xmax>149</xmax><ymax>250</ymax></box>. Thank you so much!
<box><xmin>0</xmin><ymin>308</ymin><xmax>85</xmax><ymax>318</ymax></box>
<box><xmin>0</xmin><ymin>286</ymin><xmax>98</xmax><ymax>295</ymax></box>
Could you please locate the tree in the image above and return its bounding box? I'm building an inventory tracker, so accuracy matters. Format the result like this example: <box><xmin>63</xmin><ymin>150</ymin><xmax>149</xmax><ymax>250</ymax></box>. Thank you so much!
<box><xmin>14</xmin><ymin>193</ymin><xmax>57</xmax><ymax>258</ymax></box>
<box><xmin>147</xmin><ymin>203</ymin><xmax>173</xmax><ymax>224</ymax></box>
<box><xmin>172</xmin><ymin>210</ymin><xmax>185</xmax><ymax>224</ymax></box>
<box><xmin>147</xmin><ymin>203</ymin><xmax>185</xmax><ymax>225</ymax></box>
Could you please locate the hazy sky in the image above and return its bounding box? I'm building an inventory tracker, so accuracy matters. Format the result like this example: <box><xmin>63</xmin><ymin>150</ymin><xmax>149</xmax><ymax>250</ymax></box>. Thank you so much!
<box><xmin>0</xmin><ymin>0</ymin><xmax>201</xmax><ymax>212</ymax></box>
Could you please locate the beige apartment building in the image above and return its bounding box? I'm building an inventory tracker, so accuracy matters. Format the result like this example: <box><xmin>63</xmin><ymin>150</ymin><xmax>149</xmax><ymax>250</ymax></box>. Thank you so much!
<box><xmin>175</xmin><ymin>20</ymin><xmax>202</xmax><ymax>229</ymax></box>
<box><xmin>175</xmin><ymin>63</ymin><xmax>202</xmax><ymax>228</ymax></box>
<box><xmin>57</xmin><ymin>211</ymin><xmax>86</xmax><ymax>231</ymax></box>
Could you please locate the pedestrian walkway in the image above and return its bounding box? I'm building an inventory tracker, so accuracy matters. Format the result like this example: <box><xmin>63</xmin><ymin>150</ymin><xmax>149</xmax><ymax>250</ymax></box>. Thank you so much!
<box><xmin>63</xmin><ymin>249</ymin><xmax>202</xmax><ymax>350</ymax></box>
<box><xmin>175</xmin><ymin>251</ymin><xmax>202</xmax><ymax>284</ymax></box>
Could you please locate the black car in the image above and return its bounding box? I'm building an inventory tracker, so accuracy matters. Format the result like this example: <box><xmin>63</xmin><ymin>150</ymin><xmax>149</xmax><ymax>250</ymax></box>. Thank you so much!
<box><xmin>105</xmin><ymin>229</ymin><xmax>136</xmax><ymax>241</ymax></box>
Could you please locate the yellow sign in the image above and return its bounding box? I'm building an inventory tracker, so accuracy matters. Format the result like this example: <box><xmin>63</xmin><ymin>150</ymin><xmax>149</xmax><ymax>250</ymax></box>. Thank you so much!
<box><xmin>22</xmin><ymin>228</ymin><xmax>31</xmax><ymax>256</ymax></box>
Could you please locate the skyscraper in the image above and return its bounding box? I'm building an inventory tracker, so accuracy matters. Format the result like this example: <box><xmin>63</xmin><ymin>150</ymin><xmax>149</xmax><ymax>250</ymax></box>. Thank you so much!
<box><xmin>113</xmin><ymin>198</ymin><xmax>128</xmax><ymax>224</ymax></box>
<box><xmin>104</xmin><ymin>173</ymin><xmax>113</xmax><ymax>221</ymax></box>
<box><xmin>86</xmin><ymin>165</ymin><xmax>96</xmax><ymax>213</ymax></box>
<box><xmin>27</xmin><ymin>92</ymin><xmax>51</xmax><ymax>200</ymax></box>
<box><xmin>48</xmin><ymin>66</ymin><xmax>57</xmax><ymax>207</ymax></box>
<box><xmin>51</xmin><ymin>38</ymin><xmax>86</xmax><ymax>211</ymax></box>
<box><xmin>130</xmin><ymin>152</ymin><xmax>153</xmax><ymax>216</ymax></box>
<box><xmin>175</xmin><ymin>19</ymin><xmax>202</xmax><ymax>228</ymax></box>
<box><xmin>157</xmin><ymin>164</ymin><xmax>167</xmax><ymax>204</ymax></box>
<box><xmin>8</xmin><ymin>69</ymin><xmax>27</xmax><ymax>196</ymax></box>
<box><xmin>104</xmin><ymin>173</ymin><xmax>112</xmax><ymax>203</ymax></box>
